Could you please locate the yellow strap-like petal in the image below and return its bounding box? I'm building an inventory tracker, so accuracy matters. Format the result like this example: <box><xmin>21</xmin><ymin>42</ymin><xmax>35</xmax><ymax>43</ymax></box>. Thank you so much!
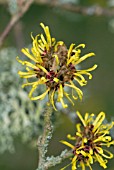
<box><xmin>102</xmin><ymin>149</ymin><xmax>113</xmax><ymax>159</ymax></box>
<box><xmin>67</xmin><ymin>43</ymin><xmax>75</xmax><ymax>60</ymax></box>
<box><xmin>19</xmin><ymin>74</ymin><xmax>36</xmax><ymax>79</ymax></box>
<box><xmin>54</xmin><ymin>41</ymin><xmax>64</xmax><ymax>52</ymax></box>
<box><xmin>18</xmin><ymin>71</ymin><xmax>36</xmax><ymax>79</ymax></box>
<box><xmin>58</xmin><ymin>84</ymin><xmax>63</xmax><ymax>98</ymax></box>
<box><xmin>22</xmin><ymin>81</ymin><xmax>39</xmax><ymax>88</ymax></box>
<box><xmin>76</xmin><ymin>123</ymin><xmax>81</xmax><ymax>133</ymax></box>
<box><xmin>28</xmin><ymin>78</ymin><xmax>46</xmax><ymax>98</ymax></box>
<box><xmin>85</xmin><ymin>114</ymin><xmax>94</xmax><ymax>125</ymax></box>
<box><xmin>86</xmin><ymin>160</ymin><xmax>92</xmax><ymax>170</ymax></box>
<box><xmin>93</xmin><ymin>112</ymin><xmax>105</xmax><ymax>132</ymax></box>
<box><xmin>53</xmin><ymin>54</ymin><xmax>59</xmax><ymax>65</ymax></box>
<box><xmin>52</xmin><ymin>37</ymin><xmax>56</xmax><ymax>46</ymax></box>
<box><xmin>31</xmin><ymin>32</ymin><xmax>40</xmax><ymax>54</ymax></box>
<box><xmin>89</xmin><ymin>148</ymin><xmax>93</xmax><ymax>155</ymax></box>
<box><xmin>84</xmin><ymin>113</ymin><xmax>89</xmax><ymax>122</ymax></box>
<box><xmin>80</xmin><ymin>150</ymin><xmax>87</xmax><ymax>157</ymax></box>
<box><xmin>63</xmin><ymin>91</ymin><xmax>74</xmax><ymax>106</ymax></box>
<box><xmin>18</xmin><ymin>71</ymin><xmax>35</xmax><ymax>76</ymax></box>
<box><xmin>67</xmin><ymin>56</ymin><xmax>75</xmax><ymax>66</ymax></box>
<box><xmin>76</xmin><ymin>146</ymin><xmax>85</xmax><ymax>151</ymax></box>
<box><xmin>54</xmin><ymin>77</ymin><xmax>59</xmax><ymax>83</ymax></box>
<box><xmin>75</xmin><ymin>52</ymin><xmax>95</xmax><ymax>65</ymax></box>
<box><xmin>77</xmin><ymin>64</ymin><xmax>98</xmax><ymax>73</ymax></box>
<box><xmin>29</xmin><ymin>84</ymin><xmax>39</xmax><ymax>98</ymax></box>
<box><xmin>65</xmin><ymin>82</ymin><xmax>83</xmax><ymax>100</ymax></box>
<box><xmin>36</xmin><ymin>64</ymin><xmax>48</xmax><ymax>74</ymax></box>
<box><xmin>60</xmin><ymin>98</ymin><xmax>68</xmax><ymax>108</ymax></box>
<box><xmin>30</xmin><ymin>88</ymin><xmax>50</xmax><ymax>100</ymax></box>
<box><xmin>21</xmin><ymin>48</ymin><xmax>38</xmax><ymax>62</ymax></box>
<box><xmin>40</xmin><ymin>34</ymin><xmax>47</xmax><ymax>45</ymax></box>
<box><xmin>95</xmin><ymin>147</ymin><xmax>103</xmax><ymax>154</ymax></box>
<box><xmin>57</xmin><ymin>86</ymin><xmax>68</xmax><ymax>108</ymax></box>
<box><xmin>76</xmin><ymin>111</ymin><xmax>86</xmax><ymax>127</ymax></box>
<box><xmin>40</xmin><ymin>23</ymin><xmax>51</xmax><ymax>47</ymax></box>
<box><xmin>67</xmin><ymin>134</ymin><xmax>76</xmax><ymax>140</ymax></box>
<box><xmin>16</xmin><ymin>57</ymin><xmax>38</xmax><ymax>69</ymax></box>
<box><xmin>95</xmin><ymin>153</ymin><xmax>107</xmax><ymax>168</ymax></box>
<box><xmin>76</xmin><ymin>132</ymin><xmax>82</xmax><ymax>138</ymax></box>
<box><xmin>60</xmin><ymin>140</ymin><xmax>74</xmax><ymax>149</ymax></box>
<box><xmin>80</xmin><ymin>161</ymin><xmax>85</xmax><ymax>170</ymax></box>
<box><xmin>93</xmin><ymin>135</ymin><xmax>111</xmax><ymax>143</ymax></box>
<box><xmin>49</xmin><ymin>89</ymin><xmax>57</xmax><ymax>111</ymax></box>
<box><xmin>76</xmin><ymin>64</ymin><xmax>98</xmax><ymax>79</ymax></box>
<box><xmin>75</xmin><ymin>44</ymin><xmax>85</xmax><ymax>49</ymax></box>
<box><xmin>74</xmin><ymin>77</ymin><xmax>87</xmax><ymax>86</ymax></box>
<box><xmin>101</xmin><ymin>141</ymin><xmax>114</xmax><ymax>147</ymax></box>
<box><xmin>60</xmin><ymin>156</ymin><xmax>77</xmax><ymax>170</ymax></box>
<box><xmin>74</xmin><ymin>72</ymin><xmax>86</xmax><ymax>81</ymax></box>
<box><xmin>72</xmin><ymin>156</ymin><xmax>77</xmax><ymax>170</ymax></box>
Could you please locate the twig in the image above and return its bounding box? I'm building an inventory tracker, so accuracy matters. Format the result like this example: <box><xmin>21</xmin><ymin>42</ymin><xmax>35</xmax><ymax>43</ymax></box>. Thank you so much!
<box><xmin>37</xmin><ymin>106</ymin><xmax>53</xmax><ymax>170</ymax></box>
<box><xmin>58</xmin><ymin>4</ymin><xmax>114</xmax><ymax>17</ymax></box>
<box><xmin>36</xmin><ymin>0</ymin><xmax>114</xmax><ymax>17</ymax></box>
<box><xmin>36</xmin><ymin>105</ymin><xmax>72</xmax><ymax>170</ymax></box>
<box><xmin>45</xmin><ymin>149</ymin><xmax>73</xmax><ymax>169</ymax></box>
<box><xmin>0</xmin><ymin>0</ymin><xmax>34</xmax><ymax>48</ymax></box>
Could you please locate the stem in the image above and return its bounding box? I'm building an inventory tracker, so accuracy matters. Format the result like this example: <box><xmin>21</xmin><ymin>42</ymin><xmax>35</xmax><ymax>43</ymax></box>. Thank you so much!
<box><xmin>45</xmin><ymin>149</ymin><xmax>73</xmax><ymax>169</ymax></box>
<box><xmin>37</xmin><ymin>105</ymin><xmax>53</xmax><ymax>170</ymax></box>
<box><xmin>0</xmin><ymin>0</ymin><xmax>34</xmax><ymax>47</ymax></box>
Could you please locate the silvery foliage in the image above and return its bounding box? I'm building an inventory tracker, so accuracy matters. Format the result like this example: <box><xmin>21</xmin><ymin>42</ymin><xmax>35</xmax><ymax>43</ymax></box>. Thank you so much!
<box><xmin>0</xmin><ymin>47</ymin><xmax>45</xmax><ymax>153</ymax></box>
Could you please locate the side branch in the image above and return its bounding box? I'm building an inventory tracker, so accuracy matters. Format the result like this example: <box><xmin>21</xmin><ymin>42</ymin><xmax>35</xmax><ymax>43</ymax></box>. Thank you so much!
<box><xmin>0</xmin><ymin>0</ymin><xmax>34</xmax><ymax>47</ymax></box>
<box><xmin>45</xmin><ymin>149</ymin><xmax>73</xmax><ymax>169</ymax></box>
<box><xmin>37</xmin><ymin>106</ymin><xmax>53</xmax><ymax>170</ymax></box>
<box><xmin>57</xmin><ymin>4</ymin><xmax>114</xmax><ymax>16</ymax></box>
<box><xmin>37</xmin><ymin>1</ymin><xmax>114</xmax><ymax>17</ymax></box>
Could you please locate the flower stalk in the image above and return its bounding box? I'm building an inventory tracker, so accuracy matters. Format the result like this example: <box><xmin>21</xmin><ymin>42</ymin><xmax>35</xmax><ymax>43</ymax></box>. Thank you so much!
<box><xmin>37</xmin><ymin>105</ymin><xmax>53</xmax><ymax>170</ymax></box>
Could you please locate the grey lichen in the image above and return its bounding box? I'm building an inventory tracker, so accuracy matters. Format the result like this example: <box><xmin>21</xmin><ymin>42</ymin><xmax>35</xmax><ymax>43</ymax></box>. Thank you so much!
<box><xmin>0</xmin><ymin>47</ymin><xmax>46</xmax><ymax>153</ymax></box>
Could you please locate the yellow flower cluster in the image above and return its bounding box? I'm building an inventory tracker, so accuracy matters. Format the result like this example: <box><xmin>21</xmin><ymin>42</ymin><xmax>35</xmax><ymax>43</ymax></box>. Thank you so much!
<box><xmin>17</xmin><ymin>23</ymin><xmax>97</xmax><ymax>110</ymax></box>
<box><xmin>17</xmin><ymin>22</ymin><xmax>114</xmax><ymax>170</ymax></box>
<box><xmin>61</xmin><ymin>111</ymin><xmax>114</xmax><ymax>170</ymax></box>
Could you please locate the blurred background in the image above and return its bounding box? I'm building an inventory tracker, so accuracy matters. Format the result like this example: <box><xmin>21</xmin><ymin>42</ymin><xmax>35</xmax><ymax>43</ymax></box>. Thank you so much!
<box><xmin>0</xmin><ymin>0</ymin><xmax>114</xmax><ymax>169</ymax></box>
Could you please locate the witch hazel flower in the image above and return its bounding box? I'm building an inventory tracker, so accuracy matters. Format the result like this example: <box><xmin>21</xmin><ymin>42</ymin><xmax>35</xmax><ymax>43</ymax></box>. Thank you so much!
<box><xmin>17</xmin><ymin>23</ymin><xmax>97</xmax><ymax>110</ymax></box>
<box><xmin>61</xmin><ymin>111</ymin><xmax>114</xmax><ymax>170</ymax></box>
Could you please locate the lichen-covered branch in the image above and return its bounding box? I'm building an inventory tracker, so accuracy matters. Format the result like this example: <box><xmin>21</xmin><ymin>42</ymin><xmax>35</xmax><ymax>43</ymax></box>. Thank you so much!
<box><xmin>37</xmin><ymin>106</ymin><xmax>53</xmax><ymax>170</ymax></box>
<box><xmin>45</xmin><ymin>149</ymin><xmax>73</xmax><ymax>169</ymax></box>
<box><xmin>36</xmin><ymin>105</ymin><xmax>72</xmax><ymax>170</ymax></box>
